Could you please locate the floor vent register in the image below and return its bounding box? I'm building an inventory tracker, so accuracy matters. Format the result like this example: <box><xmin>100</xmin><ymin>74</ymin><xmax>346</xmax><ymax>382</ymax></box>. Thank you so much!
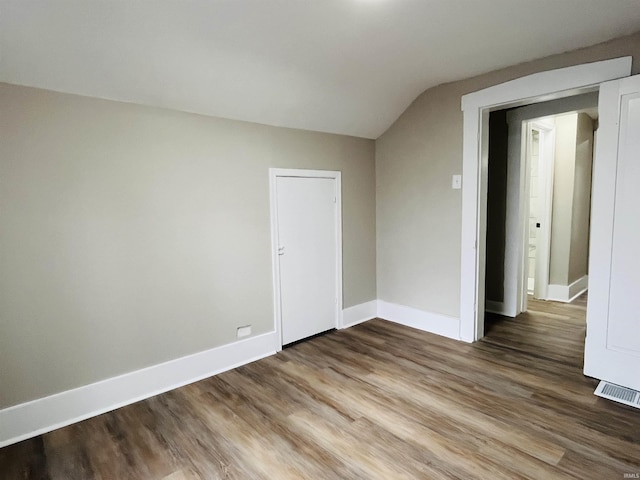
<box><xmin>595</xmin><ymin>381</ymin><xmax>640</xmax><ymax>409</ymax></box>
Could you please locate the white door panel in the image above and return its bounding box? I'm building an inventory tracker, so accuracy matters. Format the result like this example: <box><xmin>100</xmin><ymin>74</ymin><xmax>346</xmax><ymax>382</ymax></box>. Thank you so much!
<box><xmin>585</xmin><ymin>75</ymin><xmax>640</xmax><ymax>390</ymax></box>
<box><xmin>607</xmin><ymin>92</ymin><xmax>640</xmax><ymax>355</ymax></box>
<box><xmin>276</xmin><ymin>176</ymin><xmax>338</xmax><ymax>345</ymax></box>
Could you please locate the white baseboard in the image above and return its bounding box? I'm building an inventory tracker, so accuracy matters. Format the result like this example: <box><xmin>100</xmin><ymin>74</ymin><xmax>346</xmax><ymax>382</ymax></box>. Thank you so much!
<box><xmin>341</xmin><ymin>300</ymin><xmax>378</xmax><ymax>328</ymax></box>
<box><xmin>546</xmin><ymin>284</ymin><xmax>567</xmax><ymax>301</ymax></box>
<box><xmin>568</xmin><ymin>275</ymin><xmax>589</xmax><ymax>301</ymax></box>
<box><xmin>485</xmin><ymin>300</ymin><xmax>506</xmax><ymax>315</ymax></box>
<box><xmin>0</xmin><ymin>299</ymin><xmax>463</xmax><ymax>447</ymax></box>
<box><xmin>377</xmin><ymin>300</ymin><xmax>460</xmax><ymax>340</ymax></box>
<box><xmin>0</xmin><ymin>332</ymin><xmax>278</xmax><ymax>448</ymax></box>
<box><xmin>548</xmin><ymin>275</ymin><xmax>588</xmax><ymax>303</ymax></box>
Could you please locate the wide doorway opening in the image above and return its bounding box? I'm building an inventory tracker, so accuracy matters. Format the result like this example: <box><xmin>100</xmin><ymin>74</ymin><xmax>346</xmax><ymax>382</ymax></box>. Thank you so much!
<box><xmin>484</xmin><ymin>96</ymin><xmax>598</xmax><ymax>328</ymax></box>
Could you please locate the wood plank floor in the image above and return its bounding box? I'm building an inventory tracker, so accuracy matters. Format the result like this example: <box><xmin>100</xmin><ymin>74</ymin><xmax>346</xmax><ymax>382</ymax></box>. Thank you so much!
<box><xmin>2</xmin><ymin>295</ymin><xmax>640</xmax><ymax>479</ymax></box>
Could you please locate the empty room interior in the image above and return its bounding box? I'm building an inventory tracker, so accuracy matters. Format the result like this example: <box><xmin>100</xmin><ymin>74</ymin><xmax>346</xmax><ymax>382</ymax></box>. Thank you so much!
<box><xmin>1</xmin><ymin>1</ymin><xmax>640</xmax><ymax>478</ymax></box>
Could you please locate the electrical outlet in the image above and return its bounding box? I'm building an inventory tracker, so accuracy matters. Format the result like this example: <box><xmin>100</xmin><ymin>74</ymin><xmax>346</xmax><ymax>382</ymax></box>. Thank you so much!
<box><xmin>237</xmin><ymin>325</ymin><xmax>252</xmax><ymax>338</ymax></box>
<box><xmin>452</xmin><ymin>174</ymin><xmax>462</xmax><ymax>189</ymax></box>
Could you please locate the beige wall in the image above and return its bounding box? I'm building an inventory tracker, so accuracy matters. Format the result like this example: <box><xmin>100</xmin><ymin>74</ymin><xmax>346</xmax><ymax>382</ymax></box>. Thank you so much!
<box><xmin>549</xmin><ymin>112</ymin><xmax>594</xmax><ymax>287</ymax></box>
<box><xmin>0</xmin><ymin>84</ymin><xmax>376</xmax><ymax>408</ymax></box>
<box><xmin>550</xmin><ymin>113</ymin><xmax>579</xmax><ymax>286</ymax></box>
<box><xmin>376</xmin><ymin>31</ymin><xmax>640</xmax><ymax>317</ymax></box>
<box><xmin>569</xmin><ymin>113</ymin><xmax>594</xmax><ymax>283</ymax></box>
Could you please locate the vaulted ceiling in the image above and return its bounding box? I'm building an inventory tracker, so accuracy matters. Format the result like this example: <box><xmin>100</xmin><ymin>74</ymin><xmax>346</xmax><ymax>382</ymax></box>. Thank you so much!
<box><xmin>2</xmin><ymin>1</ymin><xmax>639</xmax><ymax>138</ymax></box>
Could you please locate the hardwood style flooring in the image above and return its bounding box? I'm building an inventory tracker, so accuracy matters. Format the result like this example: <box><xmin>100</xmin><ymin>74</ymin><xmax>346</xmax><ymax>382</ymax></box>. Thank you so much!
<box><xmin>2</xmin><ymin>294</ymin><xmax>639</xmax><ymax>479</ymax></box>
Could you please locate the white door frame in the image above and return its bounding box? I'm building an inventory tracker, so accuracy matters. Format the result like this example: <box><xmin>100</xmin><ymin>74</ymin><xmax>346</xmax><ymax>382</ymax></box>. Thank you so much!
<box><xmin>503</xmin><ymin>92</ymin><xmax>597</xmax><ymax>316</ymax></box>
<box><xmin>460</xmin><ymin>57</ymin><xmax>631</xmax><ymax>342</ymax></box>
<box><xmin>269</xmin><ymin>168</ymin><xmax>343</xmax><ymax>351</ymax></box>
<box><xmin>522</xmin><ymin>120</ymin><xmax>555</xmax><ymax>309</ymax></box>
<box><xmin>528</xmin><ymin>120</ymin><xmax>555</xmax><ymax>303</ymax></box>
<box><xmin>501</xmin><ymin>118</ymin><xmax>554</xmax><ymax>316</ymax></box>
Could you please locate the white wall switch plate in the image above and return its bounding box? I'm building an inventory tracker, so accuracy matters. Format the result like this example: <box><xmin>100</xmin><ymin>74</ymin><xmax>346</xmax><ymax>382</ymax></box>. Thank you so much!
<box><xmin>452</xmin><ymin>174</ymin><xmax>462</xmax><ymax>189</ymax></box>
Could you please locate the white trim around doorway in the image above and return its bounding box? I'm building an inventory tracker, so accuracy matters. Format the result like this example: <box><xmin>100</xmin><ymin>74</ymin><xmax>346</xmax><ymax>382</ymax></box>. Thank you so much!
<box><xmin>459</xmin><ymin>57</ymin><xmax>632</xmax><ymax>343</ymax></box>
<box><xmin>505</xmin><ymin>92</ymin><xmax>598</xmax><ymax>313</ymax></box>
<box><xmin>269</xmin><ymin>168</ymin><xmax>343</xmax><ymax>350</ymax></box>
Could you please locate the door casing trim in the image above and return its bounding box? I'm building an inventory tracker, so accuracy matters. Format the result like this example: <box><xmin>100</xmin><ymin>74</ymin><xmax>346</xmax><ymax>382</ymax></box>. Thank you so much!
<box><xmin>269</xmin><ymin>168</ymin><xmax>343</xmax><ymax>350</ymax></box>
<box><xmin>459</xmin><ymin>57</ymin><xmax>632</xmax><ymax>342</ymax></box>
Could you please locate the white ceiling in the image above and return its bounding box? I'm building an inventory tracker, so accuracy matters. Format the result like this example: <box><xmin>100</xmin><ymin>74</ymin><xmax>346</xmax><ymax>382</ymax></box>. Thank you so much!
<box><xmin>2</xmin><ymin>1</ymin><xmax>639</xmax><ymax>139</ymax></box>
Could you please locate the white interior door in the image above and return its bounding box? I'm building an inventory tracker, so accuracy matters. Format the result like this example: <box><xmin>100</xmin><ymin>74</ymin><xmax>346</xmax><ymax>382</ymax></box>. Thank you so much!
<box><xmin>585</xmin><ymin>74</ymin><xmax>640</xmax><ymax>391</ymax></box>
<box><xmin>525</xmin><ymin>120</ymin><xmax>555</xmax><ymax>303</ymax></box>
<box><xmin>533</xmin><ymin>122</ymin><xmax>555</xmax><ymax>302</ymax></box>
<box><xmin>275</xmin><ymin>175</ymin><xmax>339</xmax><ymax>345</ymax></box>
<box><xmin>524</xmin><ymin>127</ymin><xmax>539</xmax><ymax>298</ymax></box>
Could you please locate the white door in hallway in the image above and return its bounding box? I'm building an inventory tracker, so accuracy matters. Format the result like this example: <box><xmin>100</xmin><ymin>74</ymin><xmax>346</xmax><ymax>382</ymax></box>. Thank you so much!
<box><xmin>585</xmin><ymin>74</ymin><xmax>640</xmax><ymax>391</ymax></box>
<box><xmin>273</xmin><ymin>172</ymin><xmax>340</xmax><ymax>345</ymax></box>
